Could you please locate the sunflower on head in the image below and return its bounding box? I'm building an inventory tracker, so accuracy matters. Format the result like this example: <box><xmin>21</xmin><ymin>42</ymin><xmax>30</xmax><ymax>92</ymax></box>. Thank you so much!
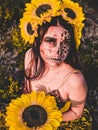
<box><xmin>19</xmin><ymin>0</ymin><xmax>85</xmax><ymax>49</ymax></box>
<box><xmin>26</xmin><ymin>0</ymin><xmax>60</xmax><ymax>21</ymax></box>
<box><xmin>19</xmin><ymin>16</ymin><xmax>38</xmax><ymax>44</ymax></box>
<box><xmin>19</xmin><ymin>0</ymin><xmax>61</xmax><ymax>44</ymax></box>
<box><xmin>60</xmin><ymin>0</ymin><xmax>85</xmax><ymax>49</ymax></box>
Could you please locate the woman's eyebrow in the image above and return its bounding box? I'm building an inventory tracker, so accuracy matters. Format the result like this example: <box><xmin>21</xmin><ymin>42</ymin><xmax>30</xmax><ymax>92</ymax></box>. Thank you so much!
<box><xmin>44</xmin><ymin>37</ymin><xmax>56</xmax><ymax>41</ymax></box>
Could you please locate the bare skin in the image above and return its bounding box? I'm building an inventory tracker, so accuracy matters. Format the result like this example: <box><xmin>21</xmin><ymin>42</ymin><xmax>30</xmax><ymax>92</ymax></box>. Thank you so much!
<box><xmin>24</xmin><ymin>25</ymin><xmax>88</xmax><ymax>121</ymax></box>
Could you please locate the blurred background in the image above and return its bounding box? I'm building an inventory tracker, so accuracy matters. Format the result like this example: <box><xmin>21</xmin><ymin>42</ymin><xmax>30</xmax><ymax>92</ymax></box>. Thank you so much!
<box><xmin>0</xmin><ymin>0</ymin><xmax>98</xmax><ymax>129</ymax></box>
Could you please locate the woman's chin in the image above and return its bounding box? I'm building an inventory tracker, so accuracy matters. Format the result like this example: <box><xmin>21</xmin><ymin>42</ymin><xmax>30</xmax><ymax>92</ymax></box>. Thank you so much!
<box><xmin>46</xmin><ymin>60</ymin><xmax>63</xmax><ymax>67</ymax></box>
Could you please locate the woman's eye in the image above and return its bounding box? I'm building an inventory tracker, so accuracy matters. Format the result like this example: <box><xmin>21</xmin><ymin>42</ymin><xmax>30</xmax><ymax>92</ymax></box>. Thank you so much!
<box><xmin>46</xmin><ymin>39</ymin><xmax>52</xmax><ymax>43</ymax></box>
<box><xmin>45</xmin><ymin>38</ymin><xmax>56</xmax><ymax>43</ymax></box>
<box><xmin>44</xmin><ymin>37</ymin><xmax>56</xmax><ymax>46</ymax></box>
<box><xmin>61</xmin><ymin>38</ymin><xmax>71</xmax><ymax>45</ymax></box>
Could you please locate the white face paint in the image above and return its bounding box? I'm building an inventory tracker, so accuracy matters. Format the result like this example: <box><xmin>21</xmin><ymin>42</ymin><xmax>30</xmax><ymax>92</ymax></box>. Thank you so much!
<box><xmin>40</xmin><ymin>25</ymin><xmax>70</xmax><ymax>67</ymax></box>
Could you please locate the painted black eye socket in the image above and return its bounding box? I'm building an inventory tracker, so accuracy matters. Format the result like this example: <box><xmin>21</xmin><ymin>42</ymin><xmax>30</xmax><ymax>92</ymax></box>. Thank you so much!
<box><xmin>61</xmin><ymin>38</ymin><xmax>71</xmax><ymax>45</ymax></box>
<box><xmin>36</xmin><ymin>4</ymin><xmax>52</xmax><ymax>17</ymax></box>
<box><xmin>27</xmin><ymin>23</ymin><xmax>34</xmax><ymax>35</ymax></box>
<box><xmin>44</xmin><ymin>37</ymin><xmax>56</xmax><ymax>44</ymax></box>
<box><xmin>64</xmin><ymin>8</ymin><xmax>76</xmax><ymax>19</ymax></box>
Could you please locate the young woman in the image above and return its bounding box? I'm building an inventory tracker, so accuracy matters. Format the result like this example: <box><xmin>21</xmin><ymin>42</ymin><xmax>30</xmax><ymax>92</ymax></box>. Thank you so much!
<box><xmin>20</xmin><ymin>0</ymin><xmax>92</xmax><ymax>129</ymax></box>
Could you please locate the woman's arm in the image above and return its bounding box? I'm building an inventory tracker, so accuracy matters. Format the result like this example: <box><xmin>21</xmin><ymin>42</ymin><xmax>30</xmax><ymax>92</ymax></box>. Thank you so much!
<box><xmin>62</xmin><ymin>72</ymin><xmax>88</xmax><ymax>121</ymax></box>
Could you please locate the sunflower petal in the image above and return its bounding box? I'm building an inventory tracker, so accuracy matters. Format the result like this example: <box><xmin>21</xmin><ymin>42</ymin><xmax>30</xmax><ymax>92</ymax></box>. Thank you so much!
<box><xmin>43</xmin><ymin>123</ymin><xmax>52</xmax><ymax>130</ymax></box>
<box><xmin>48</xmin><ymin>111</ymin><xmax>62</xmax><ymax>122</ymax></box>
<box><xmin>36</xmin><ymin>91</ymin><xmax>45</xmax><ymax>105</ymax></box>
<box><xmin>49</xmin><ymin>118</ymin><xmax>60</xmax><ymax>128</ymax></box>
<box><xmin>42</xmin><ymin>95</ymin><xmax>56</xmax><ymax>109</ymax></box>
<box><xmin>29</xmin><ymin>91</ymin><xmax>37</xmax><ymax>104</ymax></box>
<box><xmin>60</xmin><ymin>101</ymin><xmax>71</xmax><ymax>113</ymax></box>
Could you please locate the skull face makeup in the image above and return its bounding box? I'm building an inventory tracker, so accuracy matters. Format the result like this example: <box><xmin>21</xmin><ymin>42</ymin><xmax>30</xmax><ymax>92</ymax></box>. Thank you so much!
<box><xmin>40</xmin><ymin>25</ymin><xmax>70</xmax><ymax>67</ymax></box>
<box><xmin>59</xmin><ymin>30</ymin><xmax>70</xmax><ymax>61</ymax></box>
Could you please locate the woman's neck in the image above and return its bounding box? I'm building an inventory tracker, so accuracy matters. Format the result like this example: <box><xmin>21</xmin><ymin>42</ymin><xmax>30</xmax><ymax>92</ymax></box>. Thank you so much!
<box><xmin>45</xmin><ymin>62</ymin><xmax>65</xmax><ymax>72</ymax></box>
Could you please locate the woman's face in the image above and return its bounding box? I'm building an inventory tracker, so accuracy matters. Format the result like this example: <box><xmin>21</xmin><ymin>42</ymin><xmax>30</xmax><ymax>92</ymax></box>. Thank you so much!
<box><xmin>40</xmin><ymin>25</ymin><xmax>70</xmax><ymax>67</ymax></box>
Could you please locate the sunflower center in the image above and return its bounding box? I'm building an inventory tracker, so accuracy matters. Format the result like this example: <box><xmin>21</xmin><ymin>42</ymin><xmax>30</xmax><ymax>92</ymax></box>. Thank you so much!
<box><xmin>27</xmin><ymin>22</ymin><xmax>34</xmax><ymax>35</ymax></box>
<box><xmin>64</xmin><ymin>8</ymin><xmax>76</xmax><ymax>19</ymax></box>
<box><xmin>22</xmin><ymin>105</ymin><xmax>47</xmax><ymax>128</ymax></box>
<box><xmin>36</xmin><ymin>4</ymin><xmax>52</xmax><ymax>17</ymax></box>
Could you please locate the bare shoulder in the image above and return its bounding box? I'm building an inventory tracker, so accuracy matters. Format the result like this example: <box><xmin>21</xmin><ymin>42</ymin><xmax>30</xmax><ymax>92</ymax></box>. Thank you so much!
<box><xmin>25</xmin><ymin>48</ymin><xmax>33</xmax><ymax>58</ymax></box>
<box><xmin>61</xmin><ymin>64</ymin><xmax>87</xmax><ymax>88</ymax></box>
<box><xmin>62</xmin><ymin>64</ymin><xmax>86</xmax><ymax>86</ymax></box>
<box><xmin>68</xmin><ymin>71</ymin><xmax>87</xmax><ymax>89</ymax></box>
<box><xmin>25</xmin><ymin>48</ymin><xmax>34</xmax><ymax>69</ymax></box>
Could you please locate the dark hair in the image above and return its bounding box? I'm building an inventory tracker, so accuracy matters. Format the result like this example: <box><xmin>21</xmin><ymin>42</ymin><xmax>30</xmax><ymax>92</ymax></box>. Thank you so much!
<box><xmin>25</xmin><ymin>16</ymin><xmax>80</xmax><ymax>80</ymax></box>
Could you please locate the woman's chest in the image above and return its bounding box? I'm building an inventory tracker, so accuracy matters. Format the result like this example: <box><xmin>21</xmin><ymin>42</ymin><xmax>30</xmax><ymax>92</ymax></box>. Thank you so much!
<box><xmin>30</xmin><ymin>73</ymin><xmax>69</xmax><ymax>100</ymax></box>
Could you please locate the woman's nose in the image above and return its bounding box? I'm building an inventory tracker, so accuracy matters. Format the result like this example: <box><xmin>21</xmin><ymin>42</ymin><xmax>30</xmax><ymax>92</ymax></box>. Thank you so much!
<box><xmin>51</xmin><ymin>41</ymin><xmax>63</xmax><ymax>56</ymax></box>
<box><xmin>53</xmin><ymin>43</ymin><xmax>63</xmax><ymax>56</ymax></box>
<box><xmin>56</xmin><ymin>47</ymin><xmax>62</xmax><ymax>55</ymax></box>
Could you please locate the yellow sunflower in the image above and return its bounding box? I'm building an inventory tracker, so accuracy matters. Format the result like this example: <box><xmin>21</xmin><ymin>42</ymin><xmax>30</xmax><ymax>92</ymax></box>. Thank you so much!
<box><xmin>74</xmin><ymin>22</ymin><xmax>85</xmax><ymax>48</ymax></box>
<box><xmin>19</xmin><ymin>15</ymin><xmax>38</xmax><ymax>44</ymax></box>
<box><xmin>24</xmin><ymin>0</ymin><xmax>61</xmax><ymax>25</ymax></box>
<box><xmin>61</xmin><ymin>0</ymin><xmax>85</xmax><ymax>25</ymax></box>
<box><xmin>19</xmin><ymin>0</ymin><xmax>61</xmax><ymax>44</ymax></box>
<box><xmin>5</xmin><ymin>91</ymin><xmax>62</xmax><ymax>130</ymax></box>
<box><xmin>60</xmin><ymin>0</ymin><xmax>85</xmax><ymax>49</ymax></box>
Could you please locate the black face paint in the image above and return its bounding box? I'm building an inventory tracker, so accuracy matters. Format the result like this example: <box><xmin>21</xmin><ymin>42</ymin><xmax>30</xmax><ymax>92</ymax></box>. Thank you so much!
<box><xmin>56</xmin><ymin>30</ymin><xmax>70</xmax><ymax>61</ymax></box>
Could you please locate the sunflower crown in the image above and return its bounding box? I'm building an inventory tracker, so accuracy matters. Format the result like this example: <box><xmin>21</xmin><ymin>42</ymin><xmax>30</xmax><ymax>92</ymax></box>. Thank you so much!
<box><xmin>19</xmin><ymin>0</ymin><xmax>85</xmax><ymax>49</ymax></box>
